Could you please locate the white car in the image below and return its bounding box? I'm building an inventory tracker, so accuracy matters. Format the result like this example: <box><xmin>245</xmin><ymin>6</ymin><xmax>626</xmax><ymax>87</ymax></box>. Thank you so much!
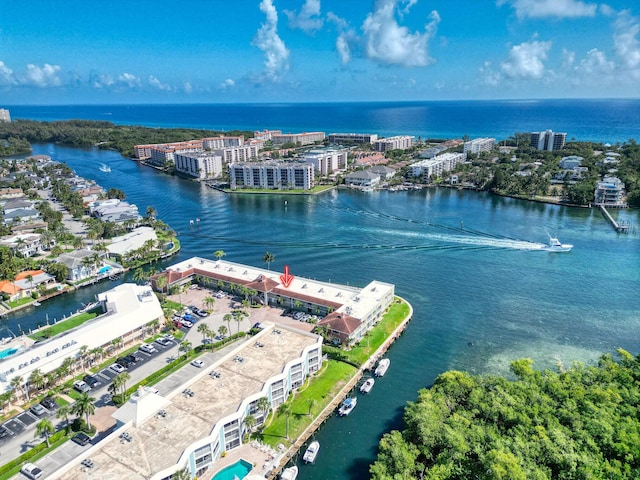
<box><xmin>110</xmin><ymin>363</ymin><xmax>126</xmax><ymax>374</ymax></box>
<box><xmin>73</xmin><ymin>380</ymin><xmax>91</xmax><ymax>393</ymax></box>
<box><xmin>191</xmin><ymin>359</ymin><xmax>204</xmax><ymax>368</ymax></box>
<box><xmin>139</xmin><ymin>344</ymin><xmax>157</xmax><ymax>354</ymax></box>
<box><xmin>181</xmin><ymin>320</ymin><xmax>193</xmax><ymax>328</ymax></box>
<box><xmin>21</xmin><ymin>463</ymin><xmax>44</xmax><ymax>479</ymax></box>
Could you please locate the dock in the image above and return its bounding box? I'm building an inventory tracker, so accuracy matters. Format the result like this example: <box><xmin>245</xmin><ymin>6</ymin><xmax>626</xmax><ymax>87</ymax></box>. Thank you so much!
<box><xmin>599</xmin><ymin>205</ymin><xmax>630</xmax><ymax>233</ymax></box>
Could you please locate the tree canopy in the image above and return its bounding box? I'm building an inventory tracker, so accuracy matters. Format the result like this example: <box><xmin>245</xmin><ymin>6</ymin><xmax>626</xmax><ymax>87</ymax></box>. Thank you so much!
<box><xmin>371</xmin><ymin>350</ymin><xmax>640</xmax><ymax>479</ymax></box>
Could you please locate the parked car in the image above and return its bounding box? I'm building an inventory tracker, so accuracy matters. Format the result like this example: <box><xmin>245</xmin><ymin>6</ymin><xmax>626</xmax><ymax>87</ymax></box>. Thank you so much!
<box><xmin>29</xmin><ymin>404</ymin><xmax>47</xmax><ymax>416</ymax></box>
<box><xmin>116</xmin><ymin>357</ymin><xmax>132</xmax><ymax>368</ymax></box>
<box><xmin>182</xmin><ymin>313</ymin><xmax>196</xmax><ymax>322</ymax></box>
<box><xmin>162</xmin><ymin>333</ymin><xmax>174</xmax><ymax>342</ymax></box>
<box><xmin>0</xmin><ymin>426</ymin><xmax>9</xmax><ymax>438</ymax></box>
<box><xmin>125</xmin><ymin>354</ymin><xmax>141</xmax><ymax>364</ymax></box>
<box><xmin>83</xmin><ymin>375</ymin><xmax>101</xmax><ymax>389</ymax></box>
<box><xmin>181</xmin><ymin>319</ymin><xmax>193</xmax><ymax>328</ymax></box>
<box><xmin>139</xmin><ymin>344</ymin><xmax>157</xmax><ymax>354</ymax></box>
<box><xmin>195</xmin><ymin>309</ymin><xmax>209</xmax><ymax>317</ymax></box>
<box><xmin>191</xmin><ymin>359</ymin><xmax>204</xmax><ymax>368</ymax></box>
<box><xmin>109</xmin><ymin>363</ymin><xmax>126</xmax><ymax>374</ymax></box>
<box><xmin>71</xmin><ymin>432</ymin><xmax>92</xmax><ymax>446</ymax></box>
<box><xmin>21</xmin><ymin>463</ymin><xmax>43</xmax><ymax>480</ymax></box>
<box><xmin>73</xmin><ymin>380</ymin><xmax>91</xmax><ymax>394</ymax></box>
<box><xmin>173</xmin><ymin>320</ymin><xmax>184</xmax><ymax>329</ymax></box>
<box><xmin>155</xmin><ymin>337</ymin><xmax>172</xmax><ymax>347</ymax></box>
<box><xmin>40</xmin><ymin>396</ymin><xmax>57</xmax><ymax>410</ymax></box>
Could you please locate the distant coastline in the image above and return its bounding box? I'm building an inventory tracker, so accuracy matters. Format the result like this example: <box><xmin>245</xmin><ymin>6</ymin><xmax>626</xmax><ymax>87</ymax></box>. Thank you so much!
<box><xmin>6</xmin><ymin>99</ymin><xmax>640</xmax><ymax>143</ymax></box>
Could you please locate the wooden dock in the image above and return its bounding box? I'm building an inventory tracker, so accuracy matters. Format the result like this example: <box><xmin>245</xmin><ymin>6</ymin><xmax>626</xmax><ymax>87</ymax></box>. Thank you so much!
<box><xmin>599</xmin><ymin>205</ymin><xmax>630</xmax><ymax>233</ymax></box>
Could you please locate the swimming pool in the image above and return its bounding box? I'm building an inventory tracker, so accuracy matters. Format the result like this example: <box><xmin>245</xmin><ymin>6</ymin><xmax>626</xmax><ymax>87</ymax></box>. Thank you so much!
<box><xmin>98</xmin><ymin>265</ymin><xmax>112</xmax><ymax>274</ymax></box>
<box><xmin>0</xmin><ymin>347</ymin><xmax>18</xmax><ymax>360</ymax></box>
<box><xmin>211</xmin><ymin>459</ymin><xmax>252</xmax><ymax>480</ymax></box>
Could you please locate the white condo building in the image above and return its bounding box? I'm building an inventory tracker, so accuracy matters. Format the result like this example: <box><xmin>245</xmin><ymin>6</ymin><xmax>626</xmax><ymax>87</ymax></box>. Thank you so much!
<box><xmin>271</xmin><ymin>132</ymin><xmax>325</xmax><ymax>146</ymax></box>
<box><xmin>213</xmin><ymin>144</ymin><xmax>260</xmax><ymax>164</ymax></box>
<box><xmin>302</xmin><ymin>148</ymin><xmax>348</xmax><ymax>175</ymax></box>
<box><xmin>174</xmin><ymin>152</ymin><xmax>224</xmax><ymax>180</ymax></box>
<box><xmin>229</xmin><ymin>162</ymin><xmax>314</xmax><ymax>190</ymax></box>
<box><xmin>202</xmin><ymin>136</ymin><xmax>244</xmax><ymax>149</ymax></box>
<box><xmin>409</xmin><ymin>152</ymin><xmax>466</xmax><ymax>180</ymax></box>
<box><xmin>463</xmin><ymin>137</ymin><xmax>495</xmax><ymax>154</ymax></box>
<box><xmin>0</xmin><ymin>108</ymin><xmax>11</xmax><ymax>122</ymax></box>
<box><xmin>530</xmin><ymin>130</ymin><xmax>566</xmax><ymax>151</ymax></box>
<box><xmin>373</xmin><ymin>136</ymin><xmax>413</xmax><ymax>152</ymax></box>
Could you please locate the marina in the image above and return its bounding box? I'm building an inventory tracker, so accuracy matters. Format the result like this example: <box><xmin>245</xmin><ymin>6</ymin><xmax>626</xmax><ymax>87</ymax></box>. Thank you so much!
<box><xmin>374</xmin><ymin>359</ymin><xmax>390</xmax><ymax>377</ymax></box>
<box><xmin>302</xmin><ymin>441</ymin><xmax>320</xmax><ymax>464</ymax></box>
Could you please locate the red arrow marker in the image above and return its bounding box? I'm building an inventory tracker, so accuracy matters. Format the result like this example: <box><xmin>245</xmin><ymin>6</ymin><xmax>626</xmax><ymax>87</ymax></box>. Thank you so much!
<box><xmin>280</xmin><ymin>265</ymin><xmax>295</xmax><ymax>288</ymax></box>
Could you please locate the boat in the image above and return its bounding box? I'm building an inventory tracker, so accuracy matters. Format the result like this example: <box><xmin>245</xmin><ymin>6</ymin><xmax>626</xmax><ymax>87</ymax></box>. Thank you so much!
<box><xmin>338</xmin><ymin>397</ymin><xmax>357</xmax><ymax>416</ymax></box>
<box><xmin>542</xmin><ymin>237</ymin><xmax>573</xmax><ymax>252</ymax></box>
<box><xmin>99</xmin><ymin>165</ymin><xmax>111</xmax><ymax>172</ymax></box>
<box><xmin>374</xmin><ymin>358</ymin><xmax>390</xmax><ymax>377</ymax></box>
<box><xmin>280</xmin><ymin>466</ymin><xmax>299</xmax><ymax>480</ymax></box>
<box><xmin>303</xmin><ymin>440</ymin><xmax>320</xmax><ymax>463</ymax></box>
<box><xmin>360</xmin><ymin>377</ymin><xmax>375</xmax><ymax>394</ymax></box>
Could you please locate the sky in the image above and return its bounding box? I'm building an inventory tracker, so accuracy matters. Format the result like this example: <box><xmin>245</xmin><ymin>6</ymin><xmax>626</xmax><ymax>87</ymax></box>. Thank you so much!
<box><xmin>0</xmin><ymin>0</ymin><xmax>639</xmax><ymax>104</ymax></box>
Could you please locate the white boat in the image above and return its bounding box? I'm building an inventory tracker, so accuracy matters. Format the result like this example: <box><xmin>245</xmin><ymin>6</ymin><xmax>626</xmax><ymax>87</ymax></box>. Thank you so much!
<box><xmin>542</xmin><ymin>237</ymin><xmax>573</xmax><ymax>252</ymax></box>
<box><xmin>99</xmin><ymin>165</ymin><xmax>111</xmax><ymax>172</ymax></box>
<box><xmin>360</xmin><ymin>377</ymin><xmax>375</xmax><ymax>394</ymax></box>
<box><xmin>374</xmin><ymin>358</ymin><xmax>390</xmax><ymax>377</ymax></box>
<box><xmin>281</xmin><ymin>466</ymin><xmax>299</xmax><ymax>480</ymax></box>
<box><xmin>338</xmin><ymin>397</ymin><xmax>357</xmax><ymax>416</ymax></box>
<box><xmin>303</xmin><ymin>440</ymin><xmax>320</xmax><ymax>463</ymax></box>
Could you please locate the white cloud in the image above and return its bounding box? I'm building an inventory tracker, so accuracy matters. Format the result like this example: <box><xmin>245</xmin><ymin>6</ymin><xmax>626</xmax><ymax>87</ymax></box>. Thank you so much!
<box><xmin>401</xmin><ymin>0</ymin><xmax>418</xmax><ymax>15</ymax></box>
<box><xmin>480</xmin><ymin>61</ymin><xmax>502</xmax><ymax>86</ymax></box>
<box><xmin>253</xmin><ymin>0</ymin><xmax>290</xmax><ymax>81</ymax></box>
<box><xmin>92</xmin><ymin>74</ymin><xmax>114</xmax><ymax>89</ymax></box>
<box><xmin>362</xmin><ymin>0</ymin><xmax>440</xmax><ymax>67</ymax></box>
<box><xmin>148</xmin><ymin>75</ymin><xmax>172</xmax><ymax>91</ymax></box>
<box><xmin>613</xmin><ymin>10</ymin><xmax>640</xmax><ymax>70</ymax></box>
<box><xmin>284</xmin><ymin>0</ymin><xmax>323</xmax><ymax>32</ymax></box>
<box><xmin>118</xmin><ymin>73</ymin><xmax>140</xmax><ymax>88</ymax></box>
<box><xmin>24</xmin><ymin>63</ymin><xmax>61</xmax><ymax>87</ymax></box>
<box><xmin>500</xmin><ymin>39</ymin><xmax>552</xmax><ymax>78</ymax></box>
<box><xmin>183</xmin><ymin>82</ymin><xmax>193</xmax><ymax>94</ymax></box>
<box><xmin>0</xmin><ymin>61</ymin><xmax>16</xmax><ymax>85</ymax></box>
<box><xmin>497</xmin><ymin>0</ymin><xmax>598</xmax><ymax>19</ymax></box>
<box><xmin>327</xmin><ymin>12</ymin><xmax>356</xmax><ymax>64</ymax></box>
<box><xmin>219</xmin><ymin>78</ymin><xmax>235</xmax><ymax>89</ymax></box>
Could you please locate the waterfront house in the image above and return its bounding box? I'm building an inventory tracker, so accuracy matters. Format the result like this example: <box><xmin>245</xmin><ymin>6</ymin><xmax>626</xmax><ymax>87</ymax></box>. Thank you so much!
<box><xmin>0</xmin><ymin>233</ymin><xmax>45</xmax><ymax>258</ymax></box>
<box><xmin>345</xmin><ymin>169</ymin><xmax>381</xmax><ymax>188</ymax></box>
<box><xmin>57</xmin><ymin>249</ymin><xmax>100</xmax><ymax>281</ymax></box>
<box><xmin>594</xmin><ymin>176</ymin><xmax>627</xmax><ymax>207</ymax></box>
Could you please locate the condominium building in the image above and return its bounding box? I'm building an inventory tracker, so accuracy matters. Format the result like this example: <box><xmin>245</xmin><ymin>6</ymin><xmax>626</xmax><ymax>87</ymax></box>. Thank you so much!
<box><xmin>302</xmin><ymin>147</ymin><xmax>348</xmax><ymax>175</ymax></box>
<box><xmin>148</xmin><ymin>141</ymin><xmax>203</xmax><ymax>167</ymax></box>
<box><xmin>254</xmin><ymin>129</ymin><xmax>282</xmax><ymax>141</ymax></box>
<box><xmin>174</xmin><ymin>152</ymin><xmax>224</xmax><ymax>180</ymax></box>
<box><xmin>328</xmin><ymin>133</ymin><xmax>378</xmax><ymax>144</ymax></box>
<box><xmin>530</xmin><ymin>130</ymin><xmax>566</xmax><ymax>151</ymax></box>
<box><xmin>409</xmin><ymin>152</ymin><xmax>466</xmax><ymax>180</ymax></box>
<box><xmin>202</xmin><ymin>136</ymin><xmax>244</xmax><ymax>149</ymax></box>
<box><xmin>213</xmin><ymin>144</ymin><xmax>259</xmax><ymax>164</ymax></box>
<box><xmin>463</xmin><ymin>137</ymin><xmax>495</xmax><ymax>154</ymax></box>
<box><xmin>271</xmin><ymin>132</ymin><xmax>325</xmax><ymax>146</ymax></box>
<box><xmin>229</xmin><ymin>162</ymin><xmax>315</xmax><ymax>190</ymax></box>
<box><xmin>0</xmin><ymin>283</ymin><xmax>163</xmax><ymax>392</ymax></box>
<box><xmin>373</xmin><ymin>135</ymin><xmax>413</xmax><ymax>152</ymax></box>
<box><xmin>0</xmin><ymin>108</ymin><xmax>11</xmax><ymax>122</ymax></box>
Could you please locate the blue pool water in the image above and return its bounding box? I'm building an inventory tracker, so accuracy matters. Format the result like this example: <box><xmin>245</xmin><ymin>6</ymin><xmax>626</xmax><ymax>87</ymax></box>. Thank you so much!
<box><xmin>0</xmin><ymin>348</ymin><xmax>18</xmax><ymax>360</ymax></box>
<box><xmin>212</xmin><ymin>459</ymin><xmax>252</xmax><ymax>480</ymax></box>
<box><xmin>98</xmin><ymin>265</ymin><xmax>112</xmax><ymax>274</ymax></box>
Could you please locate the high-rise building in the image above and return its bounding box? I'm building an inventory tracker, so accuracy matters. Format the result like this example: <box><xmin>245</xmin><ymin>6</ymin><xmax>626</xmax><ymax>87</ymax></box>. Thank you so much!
<box><xmin>530</xmin><ymin>130</ymin><xmax>566</xmax><ymax>151</ymax></box>
<box><xmin>0</xmin><ymin>108</ymin><xmax>11</xmax><ymax>122</ymax></box>
<box><xmin>463</xmin><ymin>137</ymin><xmax>495</xmax><ymax>154</ymax></box>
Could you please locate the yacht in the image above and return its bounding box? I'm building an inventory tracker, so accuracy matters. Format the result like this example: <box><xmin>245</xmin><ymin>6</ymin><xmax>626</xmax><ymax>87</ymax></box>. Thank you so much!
<box><xmin>281</xmin><ymin>466</ymin><xmax>298</xmax><ymax>480</ymax></box>
<box><xmin>338</xmin><ymin>397</ymin><xmax>357</xmax><ymax>416</ymax></box>
<box><xmin>360</xmin><ymin>377</ymin><xmax>375</xmax><ymax>394</ymax></box>
<box><xmin>542</xmin><ymin>237</ymin><xmax>573</xmax><ymax>252</ymax></box>
<box><xmin>374</xmin><ymin>358</ymin><xmax>390</xmax><ymax>377</ymax></box>
<box><xmin>303</xmin><ymin>440</ymin><xmax>320</xmax><ymax>463</ymax></box>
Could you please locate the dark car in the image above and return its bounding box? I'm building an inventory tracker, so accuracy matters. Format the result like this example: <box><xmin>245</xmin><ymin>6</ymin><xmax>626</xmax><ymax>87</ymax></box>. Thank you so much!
<box><xmin>83</xmin><ymin>375</ymin><xmax>102</xmax><ymax>389</ymax></box>
<box><xmin>72</xmin><ymin>432</ymin><xmax>92</xmax><ymax>446</ymax></box>
<box><xmin>125</xmin><ymin>354</ymin><xmax>141</xmax><ymax>364</ymax></box>
<box><xmin>40</xmin><ymin>396</ymin><xmax>57</xmax><ymax>410</ymax></box>
<box><xmin>116</xmin><ymin>357</ymin><xmax>132</xmax><ymax>368</ymax></box>
<box><xmin>0</xmin><ymin>427</ymin><xmax>9</xmax><ymax>439</ymax></box>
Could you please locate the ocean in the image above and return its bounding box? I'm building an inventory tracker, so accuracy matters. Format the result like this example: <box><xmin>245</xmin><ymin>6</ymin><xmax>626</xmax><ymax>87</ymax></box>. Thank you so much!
<box><xmin>2</xmin><ymin>100</ymin><xmax>640</xmax><ymax>479</ymax></box>
<box><xmin>6</xmin><ymin>98</ymin><xmax>640</xmax><ymax>143</ymax></box>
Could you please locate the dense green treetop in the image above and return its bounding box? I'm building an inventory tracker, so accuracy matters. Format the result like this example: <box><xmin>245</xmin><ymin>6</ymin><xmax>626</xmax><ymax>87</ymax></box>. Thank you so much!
<box><xmin>0</xmin><ymin>119</ymin><xmax>253</xmax><ymax>158</ymax></box>
<box><xmin>371</xmin><ymin>350</ymin><xmax>640</xmax><ymax>480</ymax></box>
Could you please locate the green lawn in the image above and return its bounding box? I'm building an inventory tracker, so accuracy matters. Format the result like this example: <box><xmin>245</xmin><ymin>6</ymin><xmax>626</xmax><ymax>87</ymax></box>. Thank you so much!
<box><xmin>29</xmin><ymin>309</ymin><xmax>101</xmax><ymax>341</ymax></box>
<box><xmin>259</xmin><ymin>360</ymin><xmax>357</xmax><ymax>447</ymax></box>
<box><xmin>7</xmin><ymin>296</ymin><xmax>36</xmax><ymax>309</ymax></box>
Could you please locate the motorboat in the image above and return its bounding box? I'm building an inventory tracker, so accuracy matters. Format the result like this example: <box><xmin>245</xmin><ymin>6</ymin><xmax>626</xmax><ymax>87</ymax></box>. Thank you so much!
<box><xmin>281</xmin><ymin>466</ymin><xmax>299</xmax><ymax>480</ymax></box>
<box><xmin>542</xmin><ymin>237</ymin><xmax>573</xmax><ymax>252</ymax></box>
<box><xmin>303</xmin><ymin>440</ymin><xmax>320</xmax><ymax>463</ymax></box>
<box><xmin>338</xmin><ymin>397</ymin><xmax>357</xmax><ymax>416</ymax></box>
<box><xmin>374</xmin><ymin>358</ymin><xmax>390</xmax><ymax>377</ymax></box>
<box><xmin>99</xmin><ymin>165</ymin><xmax>111</xmax><ymax>172</ymax></box>
<box><xmin>360</xmin><ymin>377</ymin><xmax>375</xmax><ymax>394</ymax></box>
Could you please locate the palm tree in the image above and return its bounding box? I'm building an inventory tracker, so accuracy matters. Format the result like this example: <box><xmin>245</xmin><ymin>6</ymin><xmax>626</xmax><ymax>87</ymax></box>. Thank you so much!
<box><xmin>28</xmin><ymin>369</ymin><xmax>44</xmax><ymax>396</ymax></box>
<box><xmin>179</xmin><ymin>340</ymin><xmax>192</xmax><ymax>358</ymax></box>
<box><xmin>197</xmin><ymin>323</ymin><xmax>210</xmax><ymax>342</ymax></box>
<box><xmin>232</xmin><ymin>309</ymin><xmax>248</xmax><ymax>334</ymax></box>
<box><xmin>257</xmin><ymin>396</ymin><xmax>271</xmax><ymax>422</ymax></box>
<box><xmin>262</xmin><ymin>251</ymin><xmax>276</xmax><ymax>270</ymax></box>
<box><xmin>279</xmin><ymin>402</ymin><xmax>292</xmax><ymax>440</ymax></box>
<box><xmin>173</xmin><ymin>467</ymin><xmax>192</xmax><ymax>480</ymax></box>
<box><xmin>217</xmin><ymin>325</ymin><xmax>228</xmax><ymax>338</ymax></box>
<box><xmin>56</xmin><ymin>403</ymin><xmax>72</xmax><ymax>429</ymax></box>
<box><xmin>203</xmin><ymin>295</ymin><xmax>215</xmax><ymax>311</ymax></box>
<box><xmin>243</xmin><ymin>414</ymin><xmax>257</xmax><ymax>437</ymax></box>
<box><xmin>308</xmin><ymin>398</ymin><xmax>316</xmax><ymax>417</ymax></box>
<box><xmin>155</xmin><ymin>274</ymin><xmax>168</xmax><ymax>293</ymax></box>
<box><xmin>10</xmin><ymin>375</ymin><xmax>25</xmax><ymax>403</ymax></box>
<box><xmin>146</xmin><ymin>206</ymin><xmax>157</xmax><ymax>222</ymax></box>
<box><xmin>223</xmin><ymin>313</ymin><xmax>232</xmax><ymax>334</ymax></box>
<box><xmin>133</xmin><ymin>267</ymin><xmax>147</xmax><ymax>284</ymax></box>
<box><xmin>213</xmin><ymin>250</ymin><xmax>225</xmax><ymax>262</ymax></box>
<box><xmin>35</xmin><ymin>418</ymin><xmax>55</xmax><ymax>447</ymax></box>
<box><xmin>109</xmin><ymin>372</ymin><xmax>131</xmax><ymax>403</ymax></box>
<box><xmin>72</xmin><ymin>392</ymin><xmax>96</xmax><ymax>429</ymax></box>
<box><xmin>77</xmin><ymin>345</ymin><xmax>89</xmax><ymax>372</ymax></box>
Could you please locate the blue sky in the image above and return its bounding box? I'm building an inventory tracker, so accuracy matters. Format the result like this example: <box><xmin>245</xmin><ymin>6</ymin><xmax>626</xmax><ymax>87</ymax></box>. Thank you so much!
<box><xmin>1</xmin><ymin>0</ymin><xmax>639</xmax><ymax>104</ymax></box>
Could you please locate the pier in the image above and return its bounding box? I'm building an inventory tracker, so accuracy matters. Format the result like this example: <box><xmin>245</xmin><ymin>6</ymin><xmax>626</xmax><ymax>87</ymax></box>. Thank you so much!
<box><xmin>599</xmin><ymin>205</ymin><xmax>630</xmax><ymax>233</ymax></box>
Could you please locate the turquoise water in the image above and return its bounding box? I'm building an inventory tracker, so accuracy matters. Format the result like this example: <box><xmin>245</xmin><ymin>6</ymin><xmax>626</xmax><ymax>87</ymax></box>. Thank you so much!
<box><xmin>6</xmin><ymin>144</ymin><xmax>640</xmax><ymax>480</ymax></box>
<box><xmin>0</xmin><ymin>348</ymin><xmax>18</xmax><ymax>360</ymax></box>
<box><xmin>212</xmin><ymin>459</ymin><xmax>252</xmax><ymax>480</ymax></box>
<box><xmin>98</xmin><ymin>265</ymin><xmax>112</xmax><ymax>274</ymax></box>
